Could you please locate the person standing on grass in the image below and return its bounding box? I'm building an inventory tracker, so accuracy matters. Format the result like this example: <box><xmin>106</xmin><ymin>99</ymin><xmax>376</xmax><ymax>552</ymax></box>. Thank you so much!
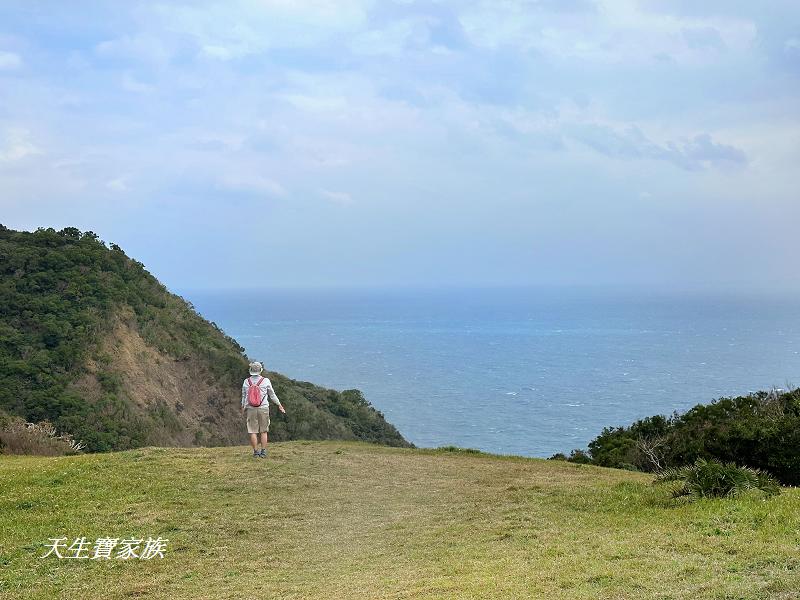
<box><xmin>241</xmin><ymin>361</ymin><xmax>286</xmax><ymax>458</ymax></box>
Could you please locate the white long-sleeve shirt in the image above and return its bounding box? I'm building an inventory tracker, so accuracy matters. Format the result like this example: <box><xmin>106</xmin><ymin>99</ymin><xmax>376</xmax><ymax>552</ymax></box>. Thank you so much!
<box><xmin>241</xmin><ymin>375</ymin><xmax>282</xmax><ymax>410</ymax></box>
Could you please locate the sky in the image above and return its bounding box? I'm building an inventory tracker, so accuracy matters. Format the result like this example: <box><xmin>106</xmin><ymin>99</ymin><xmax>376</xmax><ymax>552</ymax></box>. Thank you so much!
<box><xmin>0</xmin><ymin>0</ymin><xmax>799</xmax><ymax>291</ymax></box>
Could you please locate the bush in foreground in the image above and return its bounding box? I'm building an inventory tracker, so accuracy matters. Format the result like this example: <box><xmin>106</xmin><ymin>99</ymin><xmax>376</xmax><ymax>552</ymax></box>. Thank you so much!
<box><xmin>654</xmin><ymin>458</ymin><xmax>781</xmax><ymax>500</ymax></box>
<box><xmin>0</xmin><ymin>415</ymin><xmax>86</xmax><ymax>456</ymax></box>
<box><xmin>560</xmin><ymin>388</ymin><xmax>800</xmax><ymax>485</ymax></box>
<box><xmin>436</xmin><ymin>445</ymin><xmax>484</xmax><ymax>455</ymax></box>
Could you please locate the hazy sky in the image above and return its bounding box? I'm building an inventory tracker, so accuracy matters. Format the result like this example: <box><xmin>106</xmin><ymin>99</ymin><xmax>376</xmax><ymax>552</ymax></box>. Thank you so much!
<box><xmin>1</xmin><ymin>1</ymin><xmax>798</xmax><ymax>291</ymax></box>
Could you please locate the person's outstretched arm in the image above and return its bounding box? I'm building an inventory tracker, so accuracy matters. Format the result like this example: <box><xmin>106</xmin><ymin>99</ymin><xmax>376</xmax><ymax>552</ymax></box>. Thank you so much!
<box><xmin>266</xmin><ymin>381</ymin><xmax>286</xmax><ymax>414</ymax></box>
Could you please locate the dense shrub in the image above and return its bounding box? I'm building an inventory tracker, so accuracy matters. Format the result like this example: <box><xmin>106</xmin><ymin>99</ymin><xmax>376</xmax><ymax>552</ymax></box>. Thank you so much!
<box><xmin>561</xmin><ymin>389</ymin><xmax>799</xmax><ymax>485</ymax></box>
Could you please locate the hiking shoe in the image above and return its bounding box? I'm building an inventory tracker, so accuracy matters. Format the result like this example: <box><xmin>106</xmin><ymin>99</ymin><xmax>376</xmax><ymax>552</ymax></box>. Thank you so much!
<box><xmin>259</xmin><ymin>449</ymin><xmax>267</xmax><ymax>458</ymax></box>
<box><xmin>252</xmin><ymin>450</ymin><xmax>260</xmax><ymax>458</ymax></box>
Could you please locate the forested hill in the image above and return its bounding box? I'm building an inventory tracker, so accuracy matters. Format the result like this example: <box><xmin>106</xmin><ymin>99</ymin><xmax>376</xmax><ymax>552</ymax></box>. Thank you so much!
<box><xmin>0</xmin><ymin>225</ymin><xmax>410</xmax><ymax>452</ymax></box>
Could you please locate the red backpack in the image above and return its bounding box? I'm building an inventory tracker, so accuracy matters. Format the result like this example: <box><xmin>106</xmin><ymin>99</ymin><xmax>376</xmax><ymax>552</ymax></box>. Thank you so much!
<box><xmin>246</xmin><ymin>376</ymin><xmax>265</xmax><ymax>407</ymax></box>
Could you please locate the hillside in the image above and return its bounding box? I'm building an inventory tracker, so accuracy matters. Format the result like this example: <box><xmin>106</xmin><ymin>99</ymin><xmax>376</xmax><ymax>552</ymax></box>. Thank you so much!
<box><xmin>0</xmin><ymin>225</ymin><xmax>408</xmax><ymax>451</ymax></box>
<box><xmin>1</xmin><ymin>442</ymin><xmax>798</xmax><ymax>599</ymax></box>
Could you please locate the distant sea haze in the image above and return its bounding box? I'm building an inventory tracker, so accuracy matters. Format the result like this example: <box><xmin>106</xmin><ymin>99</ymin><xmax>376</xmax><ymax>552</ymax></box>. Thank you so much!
<box><xmin>187</xmin><ymin>287</ymin><xmax>800</xmax><ymax>457</ymax></box>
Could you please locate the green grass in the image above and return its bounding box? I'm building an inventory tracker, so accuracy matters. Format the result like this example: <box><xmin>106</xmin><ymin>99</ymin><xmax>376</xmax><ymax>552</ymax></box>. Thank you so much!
<box><xmin>1</xmin><ymin>442</ymin><xmax>798</xmax><ymax>599</ymax></box>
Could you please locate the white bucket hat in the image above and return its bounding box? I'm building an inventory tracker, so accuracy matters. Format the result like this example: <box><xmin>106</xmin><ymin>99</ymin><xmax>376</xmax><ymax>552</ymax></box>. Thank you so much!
<box><xmin>248</xmin><ymin>361</ymin><xmax>263</xmax><ymax>375</ymax></box>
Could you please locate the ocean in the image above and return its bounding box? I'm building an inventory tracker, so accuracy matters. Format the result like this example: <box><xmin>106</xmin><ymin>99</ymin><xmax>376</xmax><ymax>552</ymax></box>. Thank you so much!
<box><xmin>185</xmin><ymin>287</ymin><xmax>800</xmax><ymax>457</ymax></box>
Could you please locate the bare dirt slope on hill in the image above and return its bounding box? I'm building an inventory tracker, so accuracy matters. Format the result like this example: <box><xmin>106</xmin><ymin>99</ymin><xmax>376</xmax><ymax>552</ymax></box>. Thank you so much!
<box><xmin>68</xmin><ymin>310</ymin><xmax>242</xmax><ymax>447</ymax></box>
<box><xmin>63</xmin><ymin>304</ymin><xmax>409</xmax><ymax>450</ymax></box>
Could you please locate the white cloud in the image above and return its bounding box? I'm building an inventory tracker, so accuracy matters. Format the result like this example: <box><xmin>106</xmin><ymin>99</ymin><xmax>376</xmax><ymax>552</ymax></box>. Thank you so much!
<box><xmin>217</xmin><ymin>173</ymin><xmax>287</xmax><ymax>197</ymax></box>
<box><xmin>95</xmin><ymin>34</ymin><xmax>171</xmax><ymax>64</ymax></box>
<box><xmin>201</xmin><ymin>45</ymin><xmax>235</xmax><ymax>60</ymax></box>
<box><xmin>152</xmin><ymin>0</ymin><xmax>370</xmax><ymax>59</ymax></box>
<box><xmin>457</xmin><ymin>0</ymin><xmax>755</xmax><ymax>64</ymax></box>
<box><xmin>0</xmin><ymin>51</ymin><xmax>22</xmax><ymax>70</ymax></box>
<box><xmin>121</xmin><ymin>73</ymin><xmax>155</xmax><ymax>94</ymax></box>
<box><xmin>319</xmin><ymin>189</ymin><xmax>354</xmax><ymax>205</ymax></box>
<box><xmin>0</xmin><ymin>128</ymin><xmax>40</xmax><ymax>162</ymax></box>
<box><xmin>279</xmin><ymin>93</ymin><xmax>349</xmax><ymax>113</ymax></box>
<box><xmin>107</xmin><ymin>177</ymin><xmax>130</xmax><ymax>192</ymax></box>
<box><xmin>350</xmin><ymin>19</ymin><xmax>418</xmax><ymax>57</ymax></box>
<box><xmin>566</xmin><ymin>123</ymin><xmax>747</xmax><ymax>170</ymax></box>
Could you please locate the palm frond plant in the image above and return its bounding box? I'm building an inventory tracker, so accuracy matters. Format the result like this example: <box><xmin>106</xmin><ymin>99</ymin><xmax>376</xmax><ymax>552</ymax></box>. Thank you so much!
<box><xmin>654</xmin><ymin>458</ymin><xmax>781</xmax><ymax>500</ymax></box>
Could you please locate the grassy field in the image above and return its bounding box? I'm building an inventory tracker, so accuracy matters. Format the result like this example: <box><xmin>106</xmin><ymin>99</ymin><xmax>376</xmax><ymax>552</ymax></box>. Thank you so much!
<box><xmin>1</xmin><ymin>442</ymin><xmax>798</xmax><ymax>599</ymax></box>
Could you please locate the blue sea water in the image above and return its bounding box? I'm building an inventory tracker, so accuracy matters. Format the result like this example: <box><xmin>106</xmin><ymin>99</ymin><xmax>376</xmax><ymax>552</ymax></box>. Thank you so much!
<box><xmin>185</xmin><ymin>287</ymin><xmax>800</xmax><ymax>457</ymax></box>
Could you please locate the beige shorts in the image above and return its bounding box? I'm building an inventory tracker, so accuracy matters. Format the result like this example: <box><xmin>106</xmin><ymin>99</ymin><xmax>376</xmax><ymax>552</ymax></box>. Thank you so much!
<box><xmin>246</xmin><ymin>406</ymin><xmax>270</xmax><ymax>434</ymax></box>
